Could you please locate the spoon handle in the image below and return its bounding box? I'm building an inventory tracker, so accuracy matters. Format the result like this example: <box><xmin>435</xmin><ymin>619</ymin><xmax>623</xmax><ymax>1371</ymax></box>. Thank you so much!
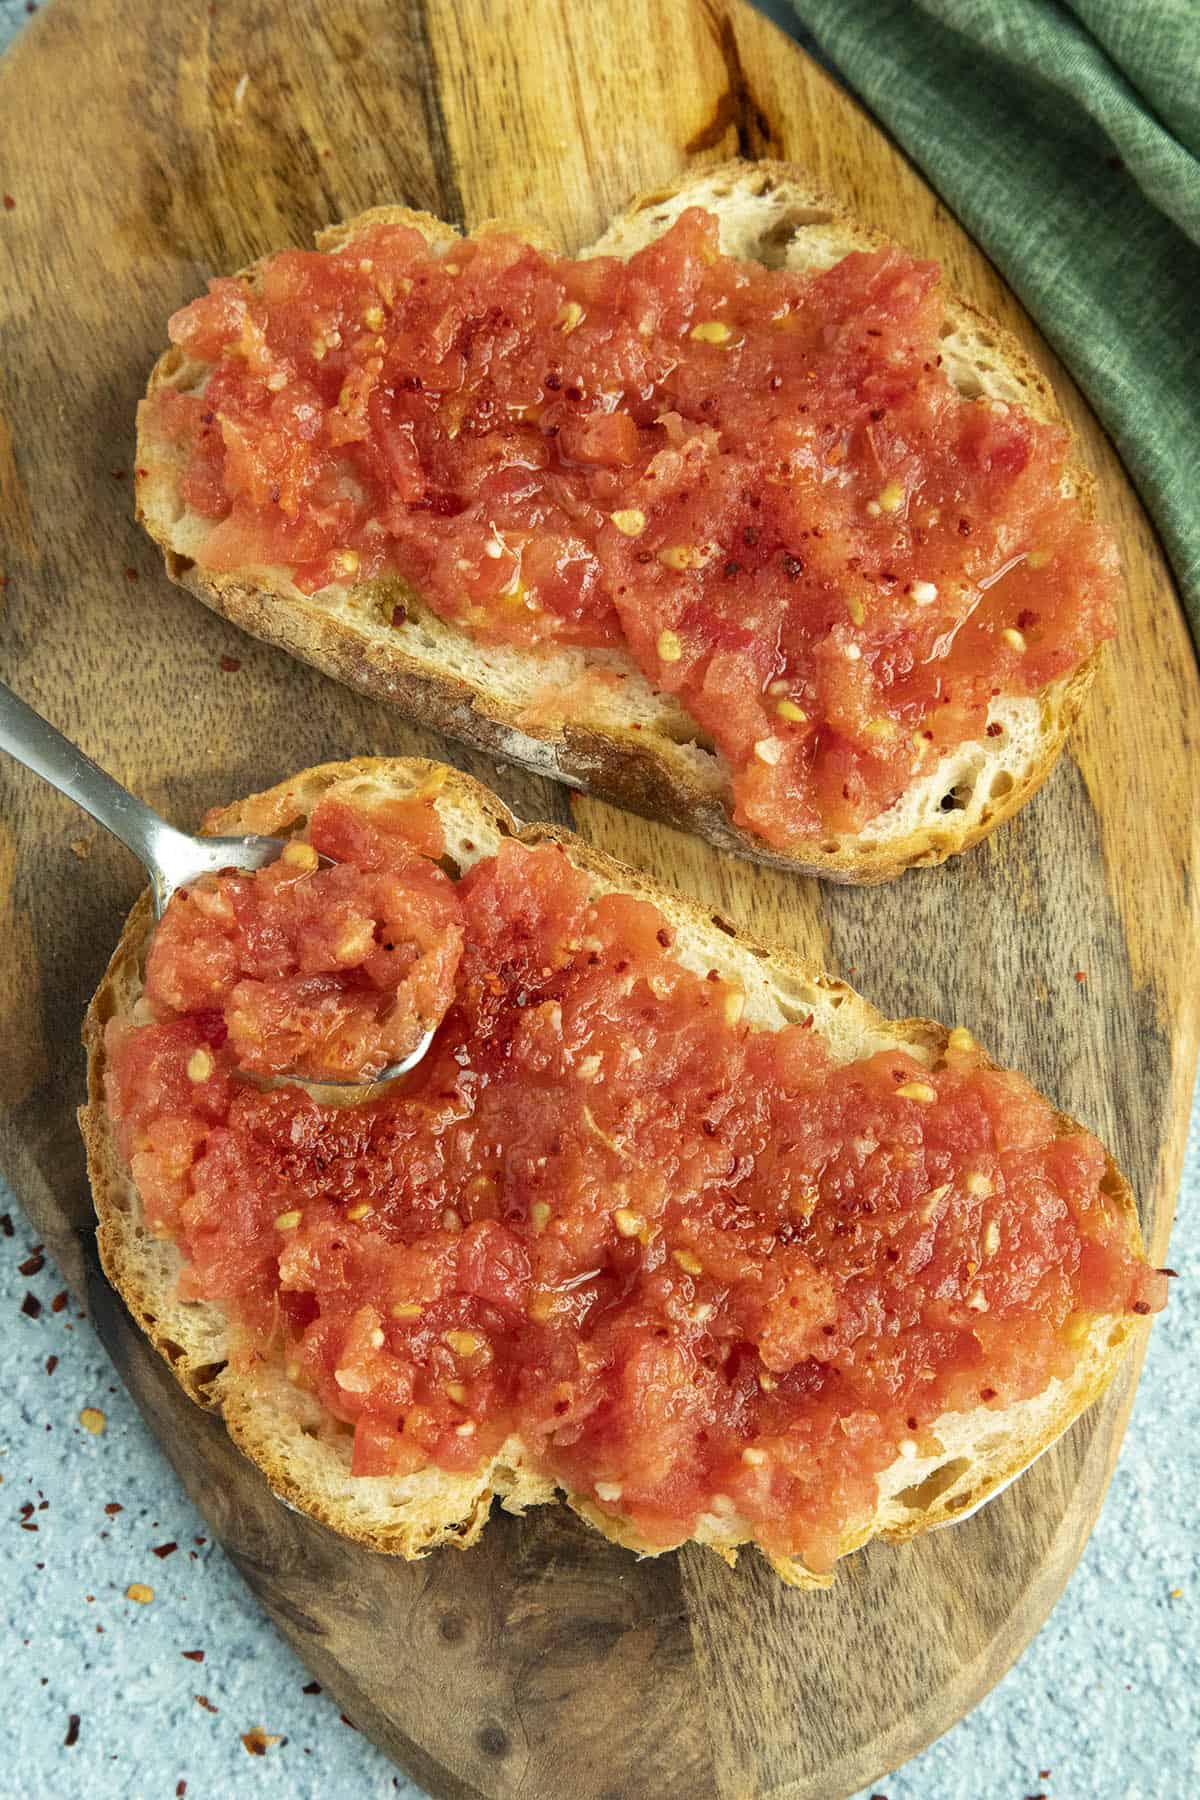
<box><xmin>0</xmin><ymin>678</ymin><xmax>196</xmax><ymax>908</ymax></box>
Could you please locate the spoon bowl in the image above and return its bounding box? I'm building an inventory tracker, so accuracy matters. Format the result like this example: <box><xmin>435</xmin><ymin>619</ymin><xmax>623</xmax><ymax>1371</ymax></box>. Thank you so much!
<box><xmin>0</xmin><ymin>678</ymin><xmax>435</xmax><ymax>1090</ymax></box>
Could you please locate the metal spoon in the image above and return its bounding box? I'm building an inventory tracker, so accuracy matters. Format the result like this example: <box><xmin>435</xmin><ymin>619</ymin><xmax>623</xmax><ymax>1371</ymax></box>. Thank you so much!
<box><xmin>0</xmin><ymin>679</ymin><xmax>434</xmax><ymax>1087</ymax></box>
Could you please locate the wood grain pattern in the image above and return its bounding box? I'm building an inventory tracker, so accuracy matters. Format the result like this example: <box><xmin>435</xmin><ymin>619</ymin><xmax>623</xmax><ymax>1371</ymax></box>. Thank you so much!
<box><xmin>0</xmin><ymin>2</ymin><xmax>1196</xmax><ymax>1796</ymax></box>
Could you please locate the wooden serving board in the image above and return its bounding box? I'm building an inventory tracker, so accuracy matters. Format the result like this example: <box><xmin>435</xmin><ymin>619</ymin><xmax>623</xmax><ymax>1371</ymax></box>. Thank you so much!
<box><xmin>1</xmin><ymin>2</ymin><xmax>1196</xmax><ymax>1795</ymax></box>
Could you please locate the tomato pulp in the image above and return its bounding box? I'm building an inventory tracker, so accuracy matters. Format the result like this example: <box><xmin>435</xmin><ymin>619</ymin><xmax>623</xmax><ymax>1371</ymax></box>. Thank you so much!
<box><xmin>143</xmin><ymin>801</ymin><xmax>463</xmax><ymax>1082</ymax></box>
<box><xmin>149</xmin><ymin>210</ymin><xmax>1117</xmax><ymax>846</ymax></box>
<box><xmin>106</xmin><ymin>784</ymin><xmax>1163</xmax><ymax>1569</ymax></box>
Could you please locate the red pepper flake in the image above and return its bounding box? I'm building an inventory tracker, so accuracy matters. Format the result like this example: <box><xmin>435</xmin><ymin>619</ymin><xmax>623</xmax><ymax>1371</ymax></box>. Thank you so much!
<box><xmin>194</xmin><ymin>1534</ymin><xmax>206</xmax><ymax>1545</ymax></box>
<box><xmin>219</xmin><ymin>655</ymin><xmax>242</xmax><ymax>672</ymax></box>
<box><xmin>21</xmin><ymin>1292</ymin><xmax>42</xmax><ymax>1319</ymax></box>
<box><xmin>195</xmin><ymin>1695</ymin><xmax>219</xmax><ymax>1713</ymax></box>
<box><xmin>0</xmin><ymin>1214</ymin><xmax>12</xmax><ymax>1237</ymax></box>
<box><xmin>176</xmin><ymin>1785</ymin><xmax>187</xmax><ymax>1798</ymax></box>
<box><xmin>51</xmin><ymin>1291</ymin><xmax>68</xmax><ymax>1313</ymax></box>
<box><xmin>3</xmin><ymin>195</ymin><xmax>15</xmax><ymax>211</ymax></box>
<box><xmin>1132</xmin><ymin>1300</ymin><xmax>1152</xmax><ymax>1314</ymax></box>
<box><xmin>340</xmin><ymin>1714</ymin><xmax>359</xmax><ymax>1730</ymax></box>
<box><xmin>20</xmin><ymin>1522</ymin><xmax>38</xmax><ymax>1532</ymax></box>
<box><xmin>152</xmin><ymin>1541</ymin><xmax>178</xmax><ymax>1558</ymax></box>
<box><xmin>124</xmin><ymin>567</ymin><xmax>139</xmax><ymax>582</ymax></box>
<box><xmin>104</xmin><ymin>1501</ymin><xmax>123</xmax><ymax>1515</ymax></box>
<box><xmin>111</xmin><ymin>469</ymin><xmax>126</xmax><ymax>480</ymax></box>
<box><xmin>1075</xmin><ymin>970</ymin><xmax>1087</xmax><ymax>982</ymax></box>
<box><xmin>241</xmin><ymin>1727</ymin><xmax>281</xmax><ymax>1755</ymax></box>
<box><xmin>390</xmin><ymin>604</ymin><xmax>407</xmax><ymax>627</ymax></box>
<box><xmin>64</xmin><ymin>1714</ymin><xmax>80</xmax><ymax>1748</ymax></box>
<box><xmin>45</xmin><ymin>1355</ymin><xmax>58</xmax><ymax>1375</ymax></box>
<box><xmin>301</xmin><ymin>1680</ymin><xmax>321</xmax><ymax>1694</ymax></box>
<box><xmin>18</xmin><ymin>1251</ymin><xmax>44</xmax><ymax>1277</ymax></box>
<box><xmin>19</xmin><ymin>1502</ymin><xmax>34</xmax><ymax>1519</ymax></box>
<box><xmin>182</xmin><ymin>1649</ymin><xmax>205</xmax><ymax>1662</ymax></box>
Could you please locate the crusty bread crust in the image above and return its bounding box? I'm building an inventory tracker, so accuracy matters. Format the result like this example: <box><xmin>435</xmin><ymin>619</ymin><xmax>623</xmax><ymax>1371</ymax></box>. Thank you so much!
<box><xmin>80</xmin><ymin>757</ymin><xmax>1144</xmax><ymax>1584</ymax></box>
<box><xmin>135</xmin><ymin>161</ymin><xmax>1106</xmax><ymax>883</ymax></box>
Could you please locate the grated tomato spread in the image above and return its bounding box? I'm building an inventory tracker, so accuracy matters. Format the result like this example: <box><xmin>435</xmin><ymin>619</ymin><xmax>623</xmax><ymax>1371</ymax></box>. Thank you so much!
<box><xmin>106</xmin><ymin>786</ymin><xmax>1162</xmax><ymax>1566</ymax></box>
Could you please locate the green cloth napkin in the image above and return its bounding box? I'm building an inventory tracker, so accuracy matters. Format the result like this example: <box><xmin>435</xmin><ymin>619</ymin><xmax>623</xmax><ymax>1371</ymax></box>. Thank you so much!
<box><xmin>787</xmin><ymin>0</ymin><xmax>1200</xmax><ymax>642</ymax></box>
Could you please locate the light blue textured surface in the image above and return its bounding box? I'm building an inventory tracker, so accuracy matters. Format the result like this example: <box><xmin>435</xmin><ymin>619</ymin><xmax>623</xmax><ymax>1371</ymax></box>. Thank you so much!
<box><xmin>0</xmin><ymin>3</ymin><xmax>1195</xmax><ymax>1796</ymax></box>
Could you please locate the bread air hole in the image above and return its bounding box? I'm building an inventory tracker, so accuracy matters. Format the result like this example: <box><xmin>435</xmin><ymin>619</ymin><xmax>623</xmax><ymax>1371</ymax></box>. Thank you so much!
<box><xmin>895</xmin><ymin>1455</ymin><xmax>972</xmax><ymax>1511</ymax></box>
<box><xmin>758</xmin><ymin>207</ymin><xmax>834</xmax><ymax>269</ymax></box>
<box><xmin>939</xmin><ymin>320</ymin><xmax>996</xmax><ymax>352</ymax></box>
<box><xmin>951</xmin><ymin>369</ymin><xmax>985</xmax><ymax>400</ymax></box>
<box><xmin>660</xmin><ymin>720</ymin><xmax>717</xmax><ymax>754</ymax></box>
<box><xmin>989</xmin><ymin>770</ymin><xmax>1015</xmax><ymax>800</ymax></box>
<box><xmin>437</xmin><ymin>852</ymin><xmax>462</xmax><ymax>880</ymax></box>
<box><xmin>775</xmin><ymin>983</ymin><xmax>823</xmax><ymax>1014</ymax></box>
<box><xmin>939</xmin><ymin>779</ymin><xmax>975</xmax><ymax>813</ymax></box>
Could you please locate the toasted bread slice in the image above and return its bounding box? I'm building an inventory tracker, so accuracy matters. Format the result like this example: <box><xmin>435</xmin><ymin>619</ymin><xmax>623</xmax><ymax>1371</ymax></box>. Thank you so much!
<box><xmin>81</xmin><ymin>758</ymin><xmax>1146</xmax><ymax>1586</ymax></box>
<box><xmin>136</xmin><ymin>161</ymin><xmax>1105</xmax><ymax>884</ymax></box>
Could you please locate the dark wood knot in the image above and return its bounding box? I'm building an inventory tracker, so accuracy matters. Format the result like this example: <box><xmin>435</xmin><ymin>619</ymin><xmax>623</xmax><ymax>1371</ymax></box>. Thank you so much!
<box><xmin>477</xmin><ymin>1723</ymin><xmax>510</xmax><ymax>1758</ymax></box>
